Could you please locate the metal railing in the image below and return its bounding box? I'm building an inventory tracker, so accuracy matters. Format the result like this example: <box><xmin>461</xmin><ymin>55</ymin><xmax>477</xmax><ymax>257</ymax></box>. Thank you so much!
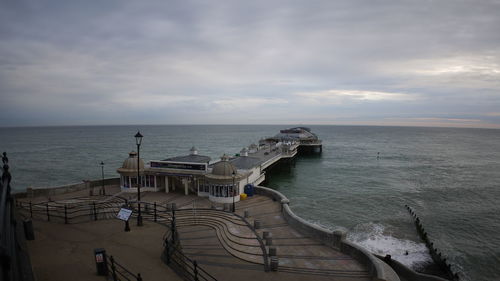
<box><xmin>17</xmin><ymin>197</ymin><xmax>219</xmax><ymax>281</ymax></box>
<box><xmin>1</xmin><ymin>153</ymin><xmax>35</xmax><ymax>281</ymax></box>
<box><xmin>107</xmin><ymin>255</ymin><xmax>143</xmax><ymax>281</ymax></box>
<box><xmin>16</xmin><ymin>198</ymin><xmax>181</xmax><ymax>225</ymax></box>
<box><xmin>161</xmin><ymin>211</ymin><xmax>217</xmax><ymax>281</ymax></box>
<box><xmin>16</xmin><ymin>196</ymin><xmax>130</xmax><ymax>224</ymax></box>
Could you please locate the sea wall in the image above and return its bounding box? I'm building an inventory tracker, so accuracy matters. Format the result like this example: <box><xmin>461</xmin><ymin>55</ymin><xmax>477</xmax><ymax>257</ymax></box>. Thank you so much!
<box><xmin>254</xmin><ymin>185</ymin><xmax>390</xmax><ymax>281</ymax></box>
<box><xmin>375</xmin><ymin>255</ymin><xmax>449</xmax><ymax>281</ymax></box>
<box><xmin>14</xmin><ymin>177</ymin><xmax>120</xmax><ymax>198</ymax></box>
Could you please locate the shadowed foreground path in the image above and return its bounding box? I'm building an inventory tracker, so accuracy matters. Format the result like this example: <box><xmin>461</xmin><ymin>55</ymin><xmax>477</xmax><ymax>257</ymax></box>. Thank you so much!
<box><xmin>26</xmin><ymin>219</ymin><xmax>180</xmax><ymax>281</ymax></box>
<box><xmin>21</xmin><ymin>188</ymin><xmax>374</xmax><ymax>281</ymax></box>
<box><xmin>174</xmin><ymin>194</ymin><xmax>371</xmax><ymax>281</ymax></box>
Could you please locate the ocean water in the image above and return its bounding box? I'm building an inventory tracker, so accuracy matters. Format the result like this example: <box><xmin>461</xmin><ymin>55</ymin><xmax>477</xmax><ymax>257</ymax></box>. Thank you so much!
<box><xmin>1</xmin><ymin>125</ymin><xmax>499</xmax><ymax>281</ymax></box>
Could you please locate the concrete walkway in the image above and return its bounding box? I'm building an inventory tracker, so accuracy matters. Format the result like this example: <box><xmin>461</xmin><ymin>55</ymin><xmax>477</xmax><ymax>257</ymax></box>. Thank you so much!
<box><xmin>26</xmin><ymin>219</ymin><xmax>181</xmax><ymax>281</ymax></box>
<box><xmin>18</xmin><ymin>187</ymin><xmax>373</xmax><ymax>281</ymax></box>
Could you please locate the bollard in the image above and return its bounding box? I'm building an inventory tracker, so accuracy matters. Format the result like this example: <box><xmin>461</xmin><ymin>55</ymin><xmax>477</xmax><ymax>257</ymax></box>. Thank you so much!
<box><xmin>333</xmin><ymin>230</ymin><xmax>346</xmax><ymax>250</ymax></box>
<box><xmin>23</xmin><ymin>219</ymin><xmax>35</xmax><ymax>240</ymax></box>
<box><xmin>268</xmin><ymin>246</ymin><xmax>277</xmax><ymax>256</ymax></box>
<box><xmin>270</xmin><ymin>257</ymin><xmax>279</xmax><ymax>271</ymax></box>
<box><xmin>244</xmin><ymin>210</ymin><xmax>250</xmax><ymax>218</ymax></box>
<box><xmin>266</xmin><ymin>235</ymin><xmax>273</xmax><ymax>246</ymax></box>
<box><xmin>64</xmin><ymin>205</ymin><xmax>68</xmax><ymax>224</ymax></box>
<box><xmin>29</xmin><ymin>201</ymin><xmax>33</xmax><ymax>218</ymax></box>
<box><xmin>254</xmin><ymin>220</ymin><xmax>261</xmax><ymax>229</ymax></box>
<box><xmin>154</xmin><ymin>202</ymin><xmax>157</xmax><ymax>222</ymax></box>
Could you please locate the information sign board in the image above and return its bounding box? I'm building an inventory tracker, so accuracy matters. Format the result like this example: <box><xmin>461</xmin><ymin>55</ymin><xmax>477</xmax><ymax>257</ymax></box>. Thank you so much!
<box><xmin>116</xmin><ymin>208</ymin><xmax>132</xmax><ymax>221</ymax></box>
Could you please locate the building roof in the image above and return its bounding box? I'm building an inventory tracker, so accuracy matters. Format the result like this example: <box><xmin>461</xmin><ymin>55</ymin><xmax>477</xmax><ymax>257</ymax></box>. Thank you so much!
<box><xmin>272</xmin><ymin>127</ymin><xmax>318</xmax><ymax>141</ymax></box>
<box><xmin>230</xmin><ymin>156</ymin><xmax>262</xmax><ymax>170</ymax></box>
<box><xmin>162</xmin><ymin>154</ymin><xmax>211</xmax><ymax>163</ymax></box>
<box><xmin>205</xmin><ymin>155</ymin><xmax>244</xmax><ymax>181</ymax></box>
<box><xmin>210</xmin><ymin>154</ymin><xmax>237</xmax><ymax>176</ymax></box>
<box><xmin>117</xmin><ymin>151</ymin><xmax>144</xmax><ymax>174</ymax></box>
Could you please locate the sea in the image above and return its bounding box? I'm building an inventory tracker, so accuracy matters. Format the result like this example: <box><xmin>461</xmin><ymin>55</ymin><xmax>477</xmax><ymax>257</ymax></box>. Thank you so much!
<box><xmin>1</xmin><ymin>125</ymin><xmax>499</xmax><ymax>281</ymax></box>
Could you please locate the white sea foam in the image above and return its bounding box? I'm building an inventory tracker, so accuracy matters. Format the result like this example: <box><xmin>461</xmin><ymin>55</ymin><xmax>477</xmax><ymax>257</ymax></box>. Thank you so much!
<box><xmin>347</xmin><ymin>222</ymin><xmax>432</xmax><ymax>269</ymax></box>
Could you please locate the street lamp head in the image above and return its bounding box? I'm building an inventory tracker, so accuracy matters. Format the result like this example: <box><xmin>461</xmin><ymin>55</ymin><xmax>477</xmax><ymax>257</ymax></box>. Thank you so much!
<box><xmin>100</xmin><ymin>161</ymin><xmax>104</xmax><ymax>166</ymax></box>
<box><xmin>135</xmin><ymin>131</ymin><xmax>143</xmax><ymax>146</ymax></box>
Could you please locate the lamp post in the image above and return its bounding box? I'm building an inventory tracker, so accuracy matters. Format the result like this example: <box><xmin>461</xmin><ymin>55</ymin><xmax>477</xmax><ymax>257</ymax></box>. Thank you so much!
<box><xmin>232</xmin><ymin>171</ymin><xmax>236</xmax><ymax>212</ymax></box>
<box><xmin>100</xmin><ymin>161</ymin><xmax>105</xmax><ymax>195</ymax></box>
<box><xmin>135</xmin><ymin>131</ymin><xmax>143</xmax><ymax>226</ymax></box>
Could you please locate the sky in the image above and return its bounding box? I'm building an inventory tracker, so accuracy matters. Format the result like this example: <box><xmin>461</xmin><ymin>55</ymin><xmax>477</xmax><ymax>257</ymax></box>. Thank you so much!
<box><xmin>1</xmin><ymin>0</ymin><xmax>500</xmax><ymax>128</ymax></box>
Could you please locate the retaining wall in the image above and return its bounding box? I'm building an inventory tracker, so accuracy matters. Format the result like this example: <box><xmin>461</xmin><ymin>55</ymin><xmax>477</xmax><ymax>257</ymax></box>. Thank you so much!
<box><xmin>254</xmin><ymin>185</ymin><xmax>391</xmax><ymax>281</ymax></box>
<box><xmin>14</xmin><ymin>177</ymin><xmax>120</xmax><ymax>198</ymax></box>
<box><xmin>375</xmin><ymin>255</ymin><xmax>449</xmax><ymax>281</ymax></box>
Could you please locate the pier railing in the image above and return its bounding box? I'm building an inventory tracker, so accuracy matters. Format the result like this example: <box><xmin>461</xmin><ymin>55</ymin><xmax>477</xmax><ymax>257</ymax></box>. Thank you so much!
<box><xmin>15</xmin><ymin>199</ymin><xmax>178</xmax><ymax>225</ymax></box>
<box><xmin>106</xmin><ymin>255</ymin><xmax>143</xmax><ymax>281</ymax></box>
<box><xmin>16</xmin><ymin>198</ymin><xmax>218</xmax><ymax>281</ymax></box>
<box><xmin>161</xmin><ymin>211</ymin><xmax>218</xmax><ymax>281</ymax></box>
<box><xmin>1</xmin><ymin>153</ymin><xmax>35</xmax><ymax>281</ymax></box>
<box><xmin>16</xmin><ymin>197</ymin><xmax>129</xmax><ymax>224</ymax></box>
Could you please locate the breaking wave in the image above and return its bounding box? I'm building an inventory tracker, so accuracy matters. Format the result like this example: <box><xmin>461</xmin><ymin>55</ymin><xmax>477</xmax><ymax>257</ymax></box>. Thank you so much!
<box><xmin>347</xmin><ymin>222</ymin><xmax>432</xmax><ymax>269</ymax></box>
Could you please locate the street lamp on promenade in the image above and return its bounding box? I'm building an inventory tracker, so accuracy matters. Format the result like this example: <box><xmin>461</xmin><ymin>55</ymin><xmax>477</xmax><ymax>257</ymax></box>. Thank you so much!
<box><xmin>100</xmin><ymin>161</ymin><xmax>105</xmax><ymax>195</ymax></box>
<box><xmin>135</xmin><ymin>131</ymin><xmax>144</xmax><ymax>226</ymax></box>
<box><xmin>232</xmin><ymin>171</ymin><xmax>236</xmax><ymax>212</ymax></box>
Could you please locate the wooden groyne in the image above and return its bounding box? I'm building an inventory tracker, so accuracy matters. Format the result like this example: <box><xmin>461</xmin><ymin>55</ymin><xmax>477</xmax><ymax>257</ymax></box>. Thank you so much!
<box><xmin>405</xmin><ymin>205</ymin><xmax>459</xmax><ymax>281</ymax></box>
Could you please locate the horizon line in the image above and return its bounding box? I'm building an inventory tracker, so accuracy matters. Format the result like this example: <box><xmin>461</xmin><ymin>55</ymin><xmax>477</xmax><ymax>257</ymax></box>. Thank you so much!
<box><xmin>1</xmin><ymin>123</ymin><xmax>499</xmax><ymax>130</ymax></box>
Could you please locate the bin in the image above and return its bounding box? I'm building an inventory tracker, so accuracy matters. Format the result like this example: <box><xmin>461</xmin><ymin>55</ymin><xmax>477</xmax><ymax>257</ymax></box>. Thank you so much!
<box><xmin>23</xmin><ymin>219</ymin><xmax>35</xmax><ymax>240</ymax></box>
<box><xmin>244</xmin><ymin>184</ymin><xmax>254</xmax><ymax>197</ymax></box>
<box><xmin>94</xmin><ymin>248</ymin><xmax>108</xmax><ymax>276</ymax></box>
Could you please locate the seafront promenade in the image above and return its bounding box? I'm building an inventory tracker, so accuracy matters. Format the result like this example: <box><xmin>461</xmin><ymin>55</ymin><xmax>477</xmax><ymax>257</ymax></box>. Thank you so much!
<box><xmin>16</xmin><ymin>183</ymin><xmax>388</xmax><ymax>281</ymax></box>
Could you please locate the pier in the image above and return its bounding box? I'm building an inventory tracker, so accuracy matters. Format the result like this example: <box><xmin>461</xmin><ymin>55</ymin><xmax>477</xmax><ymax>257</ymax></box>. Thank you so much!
<box><xmin>7</xmin><ymin>128</ymin><xmax>449</xmax><ymax>281</ymax></box>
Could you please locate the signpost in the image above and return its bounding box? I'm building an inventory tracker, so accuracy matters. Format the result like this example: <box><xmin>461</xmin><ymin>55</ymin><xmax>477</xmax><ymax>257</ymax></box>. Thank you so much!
<box><xmin>117</xmin><ymin>208</ymin><xmax>132</xmax><ymax>231</ymax></box>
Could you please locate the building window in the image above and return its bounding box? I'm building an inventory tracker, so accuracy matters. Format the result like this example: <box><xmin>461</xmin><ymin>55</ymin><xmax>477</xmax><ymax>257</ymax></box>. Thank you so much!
<box><xmin>142</xmin><ymin>175</ymin><xmax>155</xmax><ymax>187</ymax></box>
<box><xmin>123</xmin><ymin>176</ymin><xmax>130</xmax><ymax>188</ymax></box>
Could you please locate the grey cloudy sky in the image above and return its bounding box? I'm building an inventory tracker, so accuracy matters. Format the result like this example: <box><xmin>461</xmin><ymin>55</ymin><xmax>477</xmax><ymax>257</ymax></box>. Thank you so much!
<box><xmin>1</xmin><ymin>0</ymin><xmax>500</xmax><ymax>128</ymax></box>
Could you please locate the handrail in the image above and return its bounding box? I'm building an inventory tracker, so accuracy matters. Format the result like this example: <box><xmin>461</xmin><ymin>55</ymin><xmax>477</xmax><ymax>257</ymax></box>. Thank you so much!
<box><xmin>17</xmin><ymin>197</ymin><xmax>218</xmax><ymax>280</ymax></box>
<box><xmin>1</xmin><ymin>153</ymin><xmax>35</xmax><ymax>281</ymax></box>
<box><xmin>107</xmin><ymin>255</ymin><xmax>142</xmax><ymax>281</ymax></box>
<box><xmin>162</xmin><ymin>222</ymin><xmax>218</xmax><ymax>281</ymax></box>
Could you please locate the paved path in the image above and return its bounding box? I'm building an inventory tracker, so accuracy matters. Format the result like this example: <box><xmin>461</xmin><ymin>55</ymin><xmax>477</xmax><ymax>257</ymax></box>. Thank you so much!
<box><xmin>172</xmin><ymin>194</ymin><xmax>371</xmax><ymax>281</ymax></box>
<box><xmin>19</xmin><ymin>188</ymin><xmax>373</xmax><ymax>281</ymax></box>
<box><xmin>26</xmin><ymin>219</ymin><xmax>181</xmax><ymax>281</ymax></box>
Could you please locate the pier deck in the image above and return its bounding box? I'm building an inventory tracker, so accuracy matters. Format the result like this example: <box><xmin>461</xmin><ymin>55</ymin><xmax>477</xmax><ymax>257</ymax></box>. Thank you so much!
<box><xmin>18</xmin><ymin>186</ymin><xmax>372</xmax><ymax>281</ymax></box>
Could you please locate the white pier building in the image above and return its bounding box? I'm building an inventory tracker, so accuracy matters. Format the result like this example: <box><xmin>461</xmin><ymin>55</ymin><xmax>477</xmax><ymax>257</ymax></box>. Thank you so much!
<box><xmin>117</xmin><ymin>128</ymin><xmax>321</xmax><ymax>205</ymax></box>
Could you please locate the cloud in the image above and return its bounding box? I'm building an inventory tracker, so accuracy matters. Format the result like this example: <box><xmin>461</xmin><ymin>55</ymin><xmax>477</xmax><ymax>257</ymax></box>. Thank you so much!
<box><xmin>1</xmin><ymin>0</ymin><xmax>500</xmax><ymax>127</ymax></box>
<box><xmin>295</xmin><ymin>90</ymin><xmax>418</xmax><ymax>105</ymax></box>
<box><xmin>212</xmin><ymin>97</ymin><xmax>288</xmax><ymax>110</ymax></box>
